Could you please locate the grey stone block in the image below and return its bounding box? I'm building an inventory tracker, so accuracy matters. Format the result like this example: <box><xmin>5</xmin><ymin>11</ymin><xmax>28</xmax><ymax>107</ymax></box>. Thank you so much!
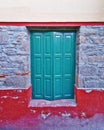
<box><xmin>79</xmin><ymin>66</ymin><xmax>97</xmax><ymax>76</ymax></box>
<box><xmin>3</xmin><ymin>76</ymin><xmax>29</xmax><ymax>88</ymax></box>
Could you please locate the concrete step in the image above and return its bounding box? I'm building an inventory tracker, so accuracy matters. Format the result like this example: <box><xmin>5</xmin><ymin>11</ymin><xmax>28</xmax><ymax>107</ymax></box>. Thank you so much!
<box><xmin>29</xmin><ymin>99</ymin><xmax>77</xmax><ymax>108</ymax></box>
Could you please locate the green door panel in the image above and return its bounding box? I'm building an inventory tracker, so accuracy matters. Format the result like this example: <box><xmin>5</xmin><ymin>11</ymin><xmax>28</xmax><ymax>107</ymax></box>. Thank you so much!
<box><xmin>30</xmin><ymin>31</ymin><xmax>76</xmax><ymax>100</ymax></box>
<box><xmin>31</xmin><ymin>33</ymin><xmax>44</xmax><ymax>99</ymax></box>
<box><xmin>63</xmin><ymin>33</ymin><xmax>74</xmax><ymax>98</ymax></box>
<box><xmin>53</xmin><ymin>32</ymin><xmax>62</xmax><ymax>100</ymax></box>
<box><xmin>43</xmin><ymin>33</ymin><xmax>53</xmax><ymax>100</ymax></box>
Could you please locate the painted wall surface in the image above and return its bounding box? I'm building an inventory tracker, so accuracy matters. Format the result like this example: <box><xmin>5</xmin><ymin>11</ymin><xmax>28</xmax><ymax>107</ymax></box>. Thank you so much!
<box><xmin>0</xmin><ymin>0</ymin><xmax>104</xmax><ymax>22</ymax></box>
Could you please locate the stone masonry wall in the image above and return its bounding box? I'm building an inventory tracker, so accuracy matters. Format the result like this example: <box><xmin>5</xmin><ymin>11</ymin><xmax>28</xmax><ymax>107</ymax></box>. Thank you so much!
<box><xmin>0</xmin><ymin>26</ymin><xmax>30</xmax><ymax>89</ymax></box>
<box><xmin>77</xmin><ymin>26</ymin><xmax>104</xmax><ymax>88</ymax></box>
<box><xmin>0</xmin><ymin>26</ymin><xmax>104</xmax><ymax>89</ymax></box>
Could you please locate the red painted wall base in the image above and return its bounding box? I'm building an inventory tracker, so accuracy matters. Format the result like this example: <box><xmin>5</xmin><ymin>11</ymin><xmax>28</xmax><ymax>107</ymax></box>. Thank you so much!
<box><xmin>0</xmin><ymin>86</ymin><xmax>104</xmax><ymax>120</ymax></box>
<box><xmin>0</xmin><ymin>87</ymin><xmax>31</xmax><ymax>120</ymax></box>
<box><xmin>76</xmin><ymin>87</ymin><xmax>104</xmax><ymax>117</ymax></box>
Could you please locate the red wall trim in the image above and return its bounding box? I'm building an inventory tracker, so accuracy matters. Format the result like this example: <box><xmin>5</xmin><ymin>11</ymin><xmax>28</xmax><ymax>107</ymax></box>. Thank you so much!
<box><xmin>0</xmin><ymin>22</ymin><xmax>104</xmax><ymax>26</ymax></box>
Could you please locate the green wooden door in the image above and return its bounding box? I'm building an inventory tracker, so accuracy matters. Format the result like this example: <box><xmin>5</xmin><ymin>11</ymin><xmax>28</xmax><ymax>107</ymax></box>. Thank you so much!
<box><xmin>31</xmin><ymin>31</ymin><xmax>76</xmax><ymax>100</ymax></box>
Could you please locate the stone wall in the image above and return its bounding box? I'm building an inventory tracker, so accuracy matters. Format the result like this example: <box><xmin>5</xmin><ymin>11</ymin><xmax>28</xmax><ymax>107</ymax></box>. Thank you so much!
<box><xmin>77</xmin><ymin>26</ymin><xmax>104</xmax><ymax>88</ymax></box>
<box><xmin>0</xmin><ymin>26</ymin><xmax>104</xmax><ymax>89</ymax></box>
<box><xmin>0</xmin><ymin>26</ymin><xmax>30</xmax><ymax>89</ymax></box>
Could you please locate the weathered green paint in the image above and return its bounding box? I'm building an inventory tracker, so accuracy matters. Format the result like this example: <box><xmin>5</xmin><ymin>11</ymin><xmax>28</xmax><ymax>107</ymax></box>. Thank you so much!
<box><xmin>30</xmin><ymin>31</ymin><xmax>76</xmax><ymax>100</ymax></box>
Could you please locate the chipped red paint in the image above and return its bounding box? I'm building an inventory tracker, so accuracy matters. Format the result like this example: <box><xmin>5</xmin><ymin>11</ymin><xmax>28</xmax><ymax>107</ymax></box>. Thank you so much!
<box><xmin>75</xmin><ymin>87</ymin><xmax>104</xmax><ymax>117</ymax></box>
<box><xmin>0</xmin><ymin>86</ymin><xmax>104</xmax><ymax>120</ymax></box>
<box><xmin>0</xmin><ymin>22</ymin><xmax>104</xmax><ymax>26</ymax></box>
<box><xmin>0</xmin><ymin>87</ymin><xmax>32</xmax><ymax>120</ymax></box>
<box><xmin>29</xmin><ymin>87</ymin><xmax>104</xmax><ymax>118</ymax></box>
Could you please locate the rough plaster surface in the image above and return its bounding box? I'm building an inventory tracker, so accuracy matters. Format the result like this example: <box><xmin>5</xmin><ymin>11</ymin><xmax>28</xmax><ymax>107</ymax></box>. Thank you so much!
<box><xmin>0</xmin><ymin>26</ymin><xmax>104</xmax><ymax>89</ymax></box>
